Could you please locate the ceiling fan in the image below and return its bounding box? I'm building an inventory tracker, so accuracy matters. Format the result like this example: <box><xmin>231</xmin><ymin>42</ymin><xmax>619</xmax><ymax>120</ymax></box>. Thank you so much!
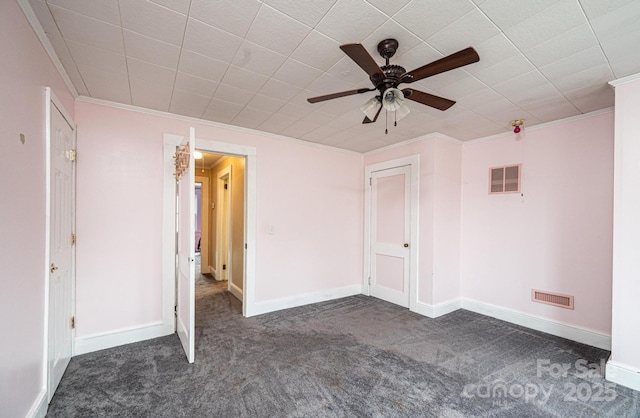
<box><xmin>307</xmin><ymin>39</ymin><xmax>480</xmax><ymax>128</ymax></box>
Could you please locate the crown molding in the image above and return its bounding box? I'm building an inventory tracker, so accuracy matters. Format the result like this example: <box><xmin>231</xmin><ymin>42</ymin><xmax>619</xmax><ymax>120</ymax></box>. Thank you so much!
<box><xmin>609</xmin><ymin>72</ymin><xmax>640</xmax><ymax>88</ymax></box>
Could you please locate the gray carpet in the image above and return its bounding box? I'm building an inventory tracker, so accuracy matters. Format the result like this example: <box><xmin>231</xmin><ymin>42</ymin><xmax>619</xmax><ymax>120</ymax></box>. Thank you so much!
<box><xmin>47</xmin><ymin>273</ymin><xmax>639</xmax><ymax>417</ymax></box>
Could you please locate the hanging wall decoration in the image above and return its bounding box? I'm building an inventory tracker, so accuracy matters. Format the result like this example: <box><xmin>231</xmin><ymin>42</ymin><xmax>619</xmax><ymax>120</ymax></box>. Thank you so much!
<box><xmin>174</xmin><ymin>143</ymin><xmax>190</xmax><ymax>180</ymax></box>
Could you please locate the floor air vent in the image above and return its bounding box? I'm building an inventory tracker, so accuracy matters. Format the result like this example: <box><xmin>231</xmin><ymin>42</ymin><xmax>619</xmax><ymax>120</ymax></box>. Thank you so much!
<box><xmin>531</xmin><ymin>289</ymin><xmax>574</xmax><ymax>309</ymax></box>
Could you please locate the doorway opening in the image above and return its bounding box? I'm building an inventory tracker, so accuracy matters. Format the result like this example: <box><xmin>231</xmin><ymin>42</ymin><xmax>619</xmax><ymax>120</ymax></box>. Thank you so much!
<box><xmin>192</xmin><ymin>150</ymin><xmax>245</xmax><ymax>328</ymax></box>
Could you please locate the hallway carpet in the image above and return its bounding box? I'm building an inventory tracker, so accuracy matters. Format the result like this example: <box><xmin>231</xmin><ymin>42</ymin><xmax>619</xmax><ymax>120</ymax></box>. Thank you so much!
<box><xmin>47</xmin><ymin>282</ymin><xmax>639</xmax><ymax>417</ymax></box>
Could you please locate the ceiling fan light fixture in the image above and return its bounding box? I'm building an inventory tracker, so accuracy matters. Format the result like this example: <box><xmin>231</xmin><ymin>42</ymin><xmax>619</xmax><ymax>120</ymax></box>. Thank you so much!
<box><xmin>395</xmin><ymin>103</ymin><xmax>410</xmax><ymax>122</ymax></box>
<box><xmin>382</xmin><ymin>88</ymin><xmax>404</xmax><ymax>111</ymax></box>
<box><xmin>360</xmin><ymin>96</ymin><xmax>381</xmax><ymax>120</ymax></box>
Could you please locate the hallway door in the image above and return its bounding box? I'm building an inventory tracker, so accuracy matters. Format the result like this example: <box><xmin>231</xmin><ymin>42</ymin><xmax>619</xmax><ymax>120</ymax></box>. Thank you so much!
<box><xmin>195</xmin><ymin>176</ymin><xmax>210</xmax><ymax>274</ymax></box>
<box><xmin>48</xmin><ymin>96</ymin><xmax>75</xmax><ymax>401</ymax></box>
<box><xmin>217</xmin><ymin>167</ymin><xmax>231</xmax><ymax>282</ymax></box>
<box><xmin>176</xmin><ymin>128</ymin><xmax>195</xmax><ymax>363</ymax></box>
<box><xmin>369</xmin><ymin>166</ymin><xmax>412</xmax><ymax>307</ymax></box>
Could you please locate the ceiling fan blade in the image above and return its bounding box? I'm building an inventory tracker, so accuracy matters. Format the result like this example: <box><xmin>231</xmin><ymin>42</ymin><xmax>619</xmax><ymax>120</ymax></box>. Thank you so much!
<box><xmin>403</xmin><ymin>88</ymin><xmax>455</xmax><ymax>111</ymax></box>
<box><xmin>363</xmin><ymin>105</ymin><xmax>382</xmax><ymax>124</ymax></box>
<box><xmin>403</xmin><ymin>47</ymin><xmax>479</xmax><ymax>83</ymax></box>
<box><xmin>340</xmin><ymin>43</ymin><xmax>385</xmax><ymax>79</ymax></box>
<box><xmin>307</xmin><ymin>88</ymin><xmax>373</xmax><ymax>103</ymax></box>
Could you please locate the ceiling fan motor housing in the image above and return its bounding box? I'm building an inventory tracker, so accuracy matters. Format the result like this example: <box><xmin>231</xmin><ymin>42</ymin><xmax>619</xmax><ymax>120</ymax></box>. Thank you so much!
<box><xmin>371</xmin><ymin>64</ymin><xmax>408</xmax><ymax>98</ymax></box>
<box><xmin>377</xmin><ymin>38</ymin><xmax>399</xmax><ymax>60</ymax></box>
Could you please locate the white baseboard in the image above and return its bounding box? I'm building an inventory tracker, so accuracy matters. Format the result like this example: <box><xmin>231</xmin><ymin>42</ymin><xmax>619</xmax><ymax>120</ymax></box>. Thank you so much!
<box><xmin>75</xmin><ymin>321</ymin><xmax>173</xmax><ymax>355</ymax></box>
<box><xmin>26</xmin><ymin>389</ymin><xmax>47</xmax><ymax>418</ymax></box>
<box><xmin>461</xmin><ymin>298</ymin><xmax>611</xmax><ymax>350</ymax></box>
<box><xmin>414</xmin><ymin>298</ymin><xmax>462</xmax><ymax>318</ymax></box>
<box><xmin>247</xmin><ymin>285</ymin><xmax>363</xmax><ymax>317</ymax></box>
<box><xmin>606</xmin><ymin>359</ymin><xmax>640</xmax><ymax>391</ymax></box>
<box><xmin>229</xmin><ymin>281</ymin><xmax>242</xmax><ymax>301</ymax></box>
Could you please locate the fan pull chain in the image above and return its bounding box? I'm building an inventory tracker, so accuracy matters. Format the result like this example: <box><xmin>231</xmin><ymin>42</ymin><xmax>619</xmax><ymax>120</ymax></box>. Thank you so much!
<box><xmin>394</xmin><ymin>111</ymin><xmax>397</xmax><ymax>127</ymax></box>
<box><xmin>385</xmin><ymin>110</ymin><xmax>388</xmax><ymax>134</ymax></box>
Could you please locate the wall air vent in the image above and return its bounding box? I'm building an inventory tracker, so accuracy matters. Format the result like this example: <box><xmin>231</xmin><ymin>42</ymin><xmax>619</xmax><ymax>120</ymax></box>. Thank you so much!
<box><xmin>531</xmin><ymin>289</ymin><xmax>574</xmax><ymax>309</ymax></box>
<box><xmin>489</xmin><ymin>164</ymin><xmax>521</xmax><ymax>194</ymax></box>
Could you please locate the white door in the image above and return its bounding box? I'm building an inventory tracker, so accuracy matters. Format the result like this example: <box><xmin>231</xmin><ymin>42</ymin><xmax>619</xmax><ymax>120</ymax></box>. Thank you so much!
<box><xmin>176</xmin><ymin>128</ymin><xmax>195</xmax><ymax>363</ymax></box>
<box><xmin>217</xmin><ymin>169</ymin><xmax>231</xmax><ymax>282</ymax></box>
<box><xmin>195</xmin><ymin>176</ymin><xmax>210</xmax><ymax>275</ymax></box>
<box><xmin>48</xmin><ymin>101</ymin><xmax>75</xmax><ymax>400</ymax></box>
<box><xmin>370</xmin><ymin>166</ymin><xmax>411</xmax><ymax>307</ymax></box>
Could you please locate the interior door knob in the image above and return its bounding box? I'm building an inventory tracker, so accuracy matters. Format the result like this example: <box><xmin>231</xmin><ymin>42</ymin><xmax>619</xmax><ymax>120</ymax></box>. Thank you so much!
<box><xmin>50</xmin><ymin>263</ymin><xmax>58</xmax><ymax>273</ymax></box>
<box><xmin>404</xmin><ymin>243</ymin><xmax>409</xmax><ymax>248</ymax></box>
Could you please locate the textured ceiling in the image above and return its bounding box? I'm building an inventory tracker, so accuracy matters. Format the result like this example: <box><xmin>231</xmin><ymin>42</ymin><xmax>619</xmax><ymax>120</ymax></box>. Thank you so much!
<box><xmin>25</xmin><ymin>0</ymin><xmax>640</xmax><ymax>153</ymax></box>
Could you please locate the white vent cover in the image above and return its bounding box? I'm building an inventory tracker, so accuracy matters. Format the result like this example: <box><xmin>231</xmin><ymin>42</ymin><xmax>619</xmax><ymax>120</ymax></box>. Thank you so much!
<box><xmin>531</xmin><ymin>289</ymin><xmax>574</xmax><ymax>309</ymax></box>
<box><xmin>489</xmin><ymin>164</ymin><xmax>521</xmax><ymax>194</ymax></box>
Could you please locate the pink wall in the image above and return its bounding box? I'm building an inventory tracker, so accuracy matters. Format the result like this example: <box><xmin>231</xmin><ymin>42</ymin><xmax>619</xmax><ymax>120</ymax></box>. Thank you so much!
<box><xmin>74</xmin><ymin>101</ymin><xmax>364</xmax><ymax>336</ymax></box>
<box><xmin>254</xmin><ymin>138</ymin><xmax>363</xmax><ymax>301</ymax></box>
<box><xmin>0</xmin><ymin>1</ymin><xmax>75</xmax><ymax>416</ymax></box>
<box><xmin>610</xmin><ymin>78</ymin><xmax>640</xmax><ymax>370</ymax></box>
<box><xmin>365</xmin><ymin>135</ymin><xmax>463</xmax><ymax>306</ymax></box>
<box><xmin>461</xmin><ymin>111</ymin><xmax>614</xmax><ymax>334</ymax></box>
<box><xmin>74</xmin><ymin>104</ymin><xmax>166</xmax><ymax>335</ymax></box>
<box><xmin>432</xmin><ymin>139</ymin><xmax>462</xmax><ymax>304</ymax></box>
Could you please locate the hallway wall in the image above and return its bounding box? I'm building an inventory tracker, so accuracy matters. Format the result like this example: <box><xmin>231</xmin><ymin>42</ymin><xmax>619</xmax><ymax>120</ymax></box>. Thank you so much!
<box><xmin>209</xmin><ymin>156</ymin><xmax>245</xmax><ymax>292</ymax></box>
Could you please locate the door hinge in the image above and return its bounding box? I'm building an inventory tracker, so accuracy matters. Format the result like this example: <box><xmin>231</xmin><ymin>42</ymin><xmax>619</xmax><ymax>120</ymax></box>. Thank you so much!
<box><xmin>71</xmin><ymin>233</ymin><xmax>76</xmax><ymax>246</ymax></box>
<box><xmin>369</xmin><ymin>177</ymin><xmax>372</xmax><ymax>186</ymax></box>
<box><xmin>245</xmin><ymin>243</ymin><xmax>247</xmax><ymax>249</ymax></box>
<box><xmin>224</xmin><ymin>183</ymin><xmax>228</xmax><ymax>190</ymax></box>
<box><xmin>174</xmin><ymin>305</ymin><xmax>177</xmax><ymax>317</ymax></box>
<box><xmin>368</xmin><ymin>277</ymin><xmax>371</xmax><ymax>285</ymax></box>
<box><xmin>71</xmin><ymin>316</ymin><xmax>75</xmax><ymax>329</ymax></box>
<box><xmin>69</xmin><ymin>149</ymin><xmax>76</xmax><ymax>162</ymax></box>
<box><xmin>223</xmin><ymin>264</ymin><xmax>227</xmax><ymax>270</ymax></box>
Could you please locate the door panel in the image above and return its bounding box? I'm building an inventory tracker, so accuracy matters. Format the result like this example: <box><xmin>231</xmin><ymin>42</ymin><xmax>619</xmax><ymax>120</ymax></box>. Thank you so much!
<box><xmin>216</xmin><ymin>169</ymin><xmax>231</xmax><ymax>282</ymax></box>
<box><xmin>220</xmin><ymin>178</ymin><xmax>230</xmax><ymax>282</ymax></box>
<box><xmin>176</xmin><ymin>128</ymin><xmax>195</xmax><ymax>363</ymax></box>
<box><xmin>370</xmin><ymin>166</ymin><xmax>411</xmax><ymax>308</ymax></box>
<box><xmin>48</xmin><ymin>102</ymin><xmax>74</xmax><ymax>401</ymax></box>
<box><xmin>375</xmin><ymin>175</ymin><xmax>405</xmax><ymax>243</ymax></box>
<box><xmin>375</xmin><ymin>254</ymin><xmax>405</xmax><ymax>292</ymax></box>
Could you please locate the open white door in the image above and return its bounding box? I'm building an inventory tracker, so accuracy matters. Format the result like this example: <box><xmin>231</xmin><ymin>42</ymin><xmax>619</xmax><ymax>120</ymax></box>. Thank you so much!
<box><xmin>176</xmin><ymin>127</ymin><xmax>195</xmax><ymax>363</ymax></box>
<box><xmin>47</xmin><ymin>97</ymin><xmax>75</xmax><ymax>400</ymax></box>
<box><xmin>370</xmin><ymin>166</ymin><xmax>411</xmax><ymax>308</ymax></box>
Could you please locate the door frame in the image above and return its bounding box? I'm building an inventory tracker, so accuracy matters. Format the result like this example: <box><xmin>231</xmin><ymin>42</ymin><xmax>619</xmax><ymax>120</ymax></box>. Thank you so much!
<box><xmin>194</xmin><ymin>176</ymin><xmax>210</xmax><ymax>274</ymax></box>
<box><xmin>43</xmin><ymin>87</ymin><xmax>77</xmax><ymax>401</ymax></box>
<box><xmin>163</xmin><ymin>134</ymin><xmax>257</xmax><ymax>321</ymax></box>
<box><xmin>215</xmin><ymin>166</ymin><xmax>232</xmax><ymax>283</ymax></box>
<box><xmin>364</xmin><ymin>154</ymin><xmax>420</xmax><ymax>312</ymax></box>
